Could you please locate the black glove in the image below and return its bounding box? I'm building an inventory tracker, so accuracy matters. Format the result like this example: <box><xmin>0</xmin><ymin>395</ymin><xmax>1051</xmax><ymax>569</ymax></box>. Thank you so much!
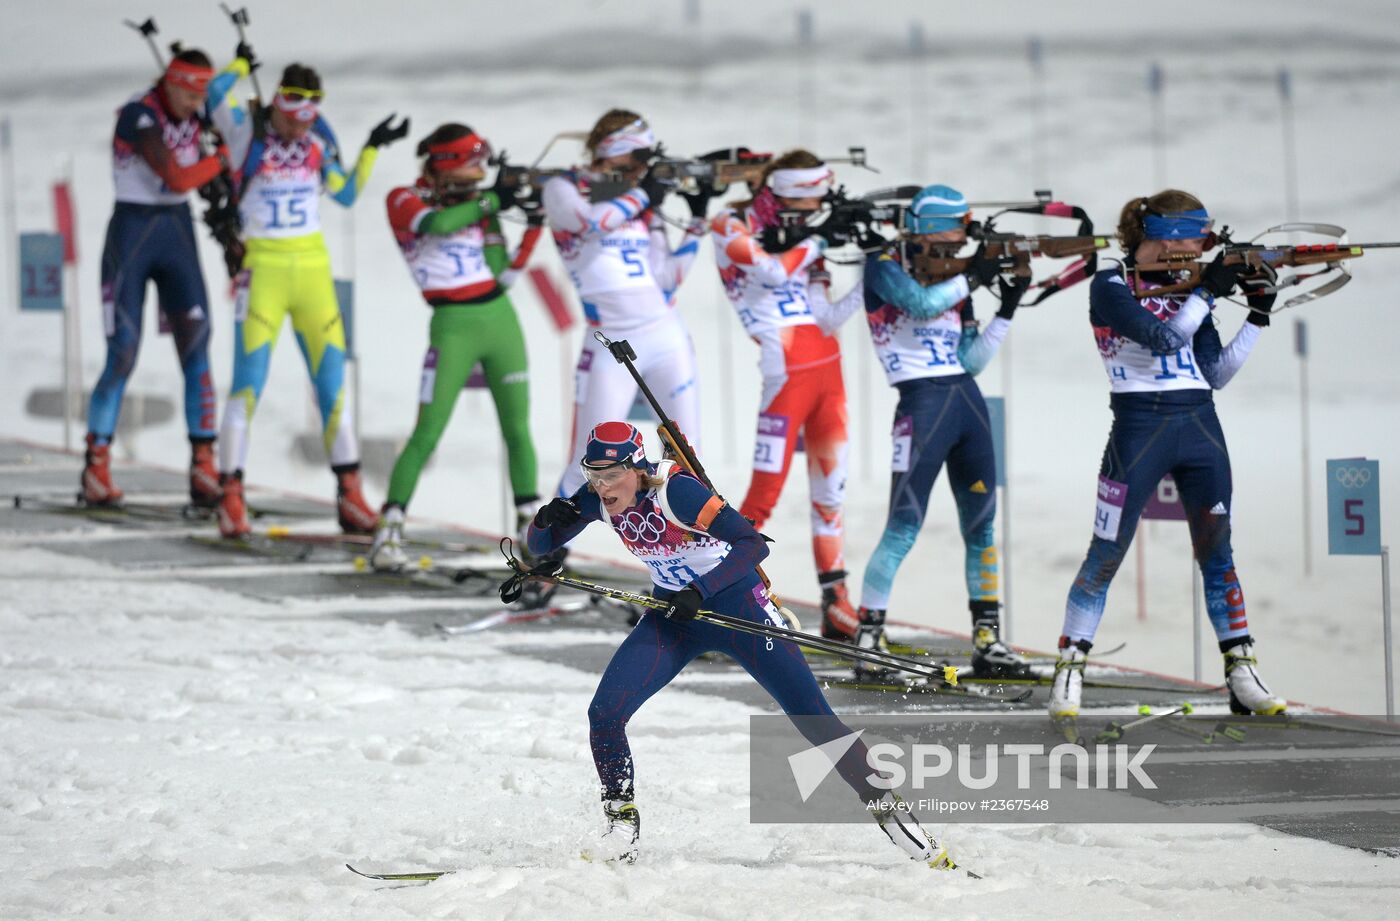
<box><xmin>996</xmin><ymin>274</ymin><xmax>1031</xmax><ymax>320</ymax></box>
<box><xmin>638</xmin><ymin>162</ymin><xmax>671</xmax><ymax>209</ymax></box>
<box><xmin>679</xmin><ymin>180</ymin><xmax>714</xmax><ymax>219</ymax></box>
<box><xmin>532</xmin><ymin>497</ymin><xmax>580</xmax><ymax>530</ymax></box>
<box><xmin>499</xmin><ymin>556</ymin><xmax>565</xmax><ymax>605</ymax></box>
<box><xmin>1198</xmin><ymin>252</ymin><xmax>1246</xmax><ymax>299</ymax></box>
<box><xmin>812</xmin><ymin>208</ymin><xmax>856</xmax><ymax>246</ymax></box>
<box><xmin>489</xmin><ymin>168</ymin><xmax>518</xmax><ymax>213</ymax></box>
<box><xmin>366</xmin><ymin>114</ymin><xmax>410</xmax><ymax>150</ymax></box>
<box><xmin>964</xmin><ymin>245</ymin><xmax>1001</xmax><ymax>290</ymax></box>
<box><xmin>1240</xmin><ymin>277</ymin><xmax>1276</xmax><ymax>327</ymax></box>
<box><xmin>235</xmin><ymin>41</ymin><xmax>259</xmax><ymax>72</ymax></box>
<box><xmin>759</xmin><ymin>223</ymin><xmax>813</xmax><ymax>253</ymax></box>
<box><xmin>663</xmin><ymin>585</ymin><xmax>703</xmax><ymax>622</ymax></box>
<box><xmin>520</xmin><ymin>196</ymin><xmax>545</xmax><ymax>227</ymax></box>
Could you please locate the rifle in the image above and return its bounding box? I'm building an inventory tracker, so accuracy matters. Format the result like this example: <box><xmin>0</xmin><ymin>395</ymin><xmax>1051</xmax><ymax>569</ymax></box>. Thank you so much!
<box><xmin>906</xmin><ymin>193</ymin><xmax>1108</xmax><ymax>305</ymax></box>
<box><xmin>124</xmin><ymin>15</ymin><xmax>245</xmax><ymax>277</ymax></box>
<box><xmin>1132</xmin><ymin>223</ymin><xmax>1400</xmax><ymax>310</ymax></box>
<box><xmin>592</xmin><ymin>331</ymin><xmax>799</xmax><ymax>624</ymax></box>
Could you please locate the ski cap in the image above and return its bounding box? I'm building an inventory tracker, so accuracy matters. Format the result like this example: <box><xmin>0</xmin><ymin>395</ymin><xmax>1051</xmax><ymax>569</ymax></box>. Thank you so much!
<box><xmin>593</xmin><ymin>118</ymin><xmax>655</xmax><ymax>159</ymax></box>
<box><xmin>582</xmin><ymin>421</ymin><xmax>647</xmax><ymax>470</ymax></box>
<box><xmin>905</xmin><ymin>184</ymin><xmax>969</xmax><ymax>234</ymax></box>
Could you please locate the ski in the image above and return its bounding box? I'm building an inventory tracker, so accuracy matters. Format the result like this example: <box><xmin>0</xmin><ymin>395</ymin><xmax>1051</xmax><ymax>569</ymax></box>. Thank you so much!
<box><xmin>802</xmin><ymin>640</ymin><xmax>1127</xmax><ymax>666</ymax></box>
<box><xmin>346</xmin><ymin>862</ymin><xmax>451</xmax><ymax>881</ymax></box>
<box><xmin>817</xmin><ymin>673</ymin><xmax>1034</xmax><ymax>704</ymax></box>
<box><xmin>1093</xmin><ymin>702</ymin><xmax>1194</xmax><ymax>743</ymax></box>
<box><xmin>434</xmin><ymin>598</ymin><xmax>596</xmax><ymax>635</ymax></box>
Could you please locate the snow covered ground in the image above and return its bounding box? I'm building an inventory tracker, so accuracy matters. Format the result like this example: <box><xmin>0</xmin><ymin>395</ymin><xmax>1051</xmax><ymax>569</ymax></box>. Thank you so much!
<box><xmin>3</xmin><ymin>2</ymin><xmax>1400</xmax><ymax>914</ymax></box>
<box><xmin>3</xmin><ymin>540</ymin><xmax>1398</xmax><ymax>920</ymax></box>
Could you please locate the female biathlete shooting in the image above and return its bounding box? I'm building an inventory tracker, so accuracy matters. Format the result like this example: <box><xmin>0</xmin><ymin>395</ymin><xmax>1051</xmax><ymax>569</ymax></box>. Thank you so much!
<box><xmin>525</xmin><ymin>421</ymin><xmax>958</xmax><ymax>869</ymax></box>
<box><xmin>1050</xmin><ymin>189</ymin><xmax>1283</xmax><ymax>722</ymax></box>
<box><xmin>543</xmin><ymin>110</ymin><xmax>705</xmax><ymax>505</ymax></box>
<box><xmin>708</xmin><ymin>150</ymin><xmax>867</xmax><ymax>636</ymax></box>
<box><xmin>209</xmin><ymin>63</ymin><xmax>408</xmax><ymax>537</ymax></box>
<box><xmin>369</xmin><ymin>123</ymin><xmax>544</xmax><ymax>570</ymax></box>
<box><xmin>854</xmin><ymin>185</ymin><xmax>1031</xmax><ymax>678</ymax></box>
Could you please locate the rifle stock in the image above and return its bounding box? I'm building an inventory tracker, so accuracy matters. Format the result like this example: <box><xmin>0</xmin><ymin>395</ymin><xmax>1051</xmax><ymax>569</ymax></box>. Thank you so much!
<box><xmin>1133</xmin><ymin>242</ymin><xmax>1378</xmax><ymax>299</ymax></box>
<box><xmin>911</xmin><ymin>235</ymin><xmax>1107</xmax><ymax>281</ymax></box>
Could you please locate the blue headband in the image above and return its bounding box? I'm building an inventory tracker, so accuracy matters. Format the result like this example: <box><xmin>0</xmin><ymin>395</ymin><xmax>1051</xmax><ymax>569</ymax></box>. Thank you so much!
<box><xmin>1143</xmin><ymin>208</ymin><xmax>1212</xmax><ymax>240</ymax></box>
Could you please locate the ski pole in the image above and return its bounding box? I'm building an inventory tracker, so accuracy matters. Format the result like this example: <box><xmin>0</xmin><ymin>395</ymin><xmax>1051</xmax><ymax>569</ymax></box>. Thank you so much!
<box><xmin>123</xmin><ymin>16</ymin><xmax>166</xmax><ymax>71</ymax></box>
<box><xmin>592</xmin><ymin>331</ymin><xmax>796</xmax><ymax>617</ymax></box>
<box><xmin>499</xmin><ymin>540</ymin><xmax>960</xmax><ymax>688</ymax></box>
<box><xmin>219</xmin><ymin>3</ymin><xmax>263</xmax><ymax>104</ymax></box>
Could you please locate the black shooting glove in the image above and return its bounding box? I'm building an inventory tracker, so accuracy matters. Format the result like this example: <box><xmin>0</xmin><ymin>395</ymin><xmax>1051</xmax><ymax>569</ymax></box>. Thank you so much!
<box><xmin>235</xmin><ymin>41</ymin><xmax>259</xmax><ymax>73</ymax></box>
<box><xmin>679</xmin><ymin>179</ymin><xmax>715</xmax><ymax>219</ymax></box>
<box><xmin>366</xmin><ymin>114</ymin><xmax>410</xmax><ymax>150</ymax></box>
<box><xmin>1240</xmin><ymin>277</ymin><xmax>1276</xmax><ymax>327</ymax></box>
<box><xmin>519</xmin><ymin>195</ymin><xmax>545</xmax><ymax>227</ymax></box>
<box><xmin>532</xmin><ymin>497</ymin><xmax>580</xmax><ymax>530</ymax></box>
<box><xmin>663</xmin><ymin>584</ymin><xmax>703</xmax><ymax>622</ymax></box>
<box><xmin>1198</xmin><ymin>252</ymin><xmax>1246</xmax><ymax>299</ymax></box>
<box><xmin>812</xmin><ymin>208</ymin><xmax>856</xmax><ymax>246</ymax></box>
<box><xmin>638</xmin><ymin>162</ymin><xmax>671</xmax><ymax>209</ymax></box>
<box><xmin>499</xmin><ymin>556</ymin><xmax>565</xmax><ymax>605</ymax></box>
<box><xmin>964</xmin><ymin>245</ymin><xmax>1001</xmax><ymax>290</ymax></box>
<box><xmin>996</xmin><ymin>274</ymin><xmax>1032</xmax><ymax>320</ymax></box>
<box><xmin>489</xmin><ymin>167</ymin><xmax>518</xmax><ymax>213</ymax></box>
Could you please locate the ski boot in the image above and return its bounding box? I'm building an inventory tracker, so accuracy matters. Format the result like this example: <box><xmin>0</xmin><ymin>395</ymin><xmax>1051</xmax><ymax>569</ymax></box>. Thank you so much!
<box><xmin>1049</xmin><ymin>637</ymin><xmax>1090</xmax><ymax>721</ymax></box>
<box><xmin>593</xmin><ymin>796</ymin><xmax>640</xmax><ymax>864</ymax></box>
<box><xmin>369</xmin><ymin>504</ymin><xmax>408</xmax><ymax>572</ymax></box>
<box><xmin>872</xmin><ymin>792</ymin><xmax>958</xmax><ymax>870</ymax></box>
<box><xmin>1223</xmin><ymin>639</ymin><xmax>1287</xmax><ymax>715</ymax></box>
<box><xmin>188</xmin><ymin>438</ymin><xmax>221</xmax><ymax>509</ymax></box>
<box><xmin>969</xmin><ymin>601</ymin><xmax>1033</xmax><ymax>678</ymax></box>
<box><xmin>818</xmin><ymin>569</ymin><xmax>860</xmax><ymax>640</ymax></box>
<box><xmin>335</xmin><ymin>466</ymin><xmax>377</xmax><ymax>535</ymax></box>
<box><xmin>80</xmin><ymin>434</ymin><xmax>123</xmax><ymax>506</ymax></box>
<box><xmin>852</xmin><ymin>607</ymin><xmax>893</xmax><ymax>680</ymax></box>
<box><xmin>217</xmin><ymin>471</ymin><xmax>251</xmax><ymax>538</ymax></box>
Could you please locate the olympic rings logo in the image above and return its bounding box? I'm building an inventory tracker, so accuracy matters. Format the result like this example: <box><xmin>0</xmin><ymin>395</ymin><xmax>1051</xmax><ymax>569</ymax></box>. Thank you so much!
<box><xmin>616</xmin><ymin>508</ymin><xmax>668</xmax><ymax>543</ymax></box>
<box><xmin>1335</xmin><ymin>466</ymin><xmax>1373</xmax><ymax>489</ymax></box>
<box><xmin>263</xmin><ymin>138</ymin><xmax>313</xmax><ymax>169</ymax></box>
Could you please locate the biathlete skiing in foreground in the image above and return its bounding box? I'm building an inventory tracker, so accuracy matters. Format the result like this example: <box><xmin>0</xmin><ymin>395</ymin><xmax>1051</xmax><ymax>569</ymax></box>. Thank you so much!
<box><xmin>526</xmin><ymin>421</ymin><xmax>957</xmax><ymax>869</ymax></box>
<box><xmin>1050</xmin><ymin>189</ymin><xmax>1284</xmax><ymax>721</ymax></box>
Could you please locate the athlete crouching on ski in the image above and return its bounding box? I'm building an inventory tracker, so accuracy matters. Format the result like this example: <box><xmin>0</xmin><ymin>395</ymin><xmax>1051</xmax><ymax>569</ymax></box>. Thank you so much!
<box><xmin>526</xmin><ymin>421</ymin><xmax>957</xmax><ymax>869</ymax></box>
<box><xmin>854</xmin><ymin>185</ymin><xmax>1031</xmax><ymax>680</ymax></box>
<box><xmin>1050</xmin><ymin>189</ymin><xmax>1283</xmax><ymax>722</ymax></box>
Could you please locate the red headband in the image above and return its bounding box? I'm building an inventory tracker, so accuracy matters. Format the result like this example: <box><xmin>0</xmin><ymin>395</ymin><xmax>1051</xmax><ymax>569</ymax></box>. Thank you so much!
<box><xmin>164</xmin><ymin>59</ymin><xmax>215</xmax><ymax>94</ymax></box>
<box><xmin>426</xmin><ymin>133</ymin><xmax>492</xmax><ymax>172</ymax></box>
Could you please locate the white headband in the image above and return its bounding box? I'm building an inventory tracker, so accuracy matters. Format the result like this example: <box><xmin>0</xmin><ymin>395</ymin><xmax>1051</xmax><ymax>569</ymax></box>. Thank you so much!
<box><xmin>768</xmin><ymin>166</ymin><xmax>833</xmax><ymax>199</ymax></box>
<box><xmin>593</xmin><ymin>119</ymin><xmax>656</xmax><ymax>159</ymax></box>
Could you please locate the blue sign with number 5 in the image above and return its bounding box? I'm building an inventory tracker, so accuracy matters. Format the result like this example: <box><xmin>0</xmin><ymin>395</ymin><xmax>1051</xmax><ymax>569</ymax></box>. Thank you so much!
<box><xmin>1327</xmin><ymin>458</ymin><xmax>1381</xmax><ymax>556</ymax></box>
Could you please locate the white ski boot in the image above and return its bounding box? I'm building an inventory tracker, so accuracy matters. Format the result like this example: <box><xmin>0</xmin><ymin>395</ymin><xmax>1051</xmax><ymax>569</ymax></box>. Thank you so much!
<box><xmin>1049</xmin><ymin>639</ymin><xmax>1090</xmax><ymax>720</ymax></box>
<box><xmin>369</xmin><ymin>506</ymin><xmax>408</xmax><ymax>572</ymax></box>
<box><xmin>872</xmin><ymin>792</ymin><xmax>958</xmax><ymax>870</ymax></box>
<box><xmin>1224</xmin><ymin>641</ymin><xmax>1286</xmax><ymax>715</ymax></box>
<box><xmin>591</xmin><ymin>798</ymin><xmax>640</xmax><ymax>864</ymax></box>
